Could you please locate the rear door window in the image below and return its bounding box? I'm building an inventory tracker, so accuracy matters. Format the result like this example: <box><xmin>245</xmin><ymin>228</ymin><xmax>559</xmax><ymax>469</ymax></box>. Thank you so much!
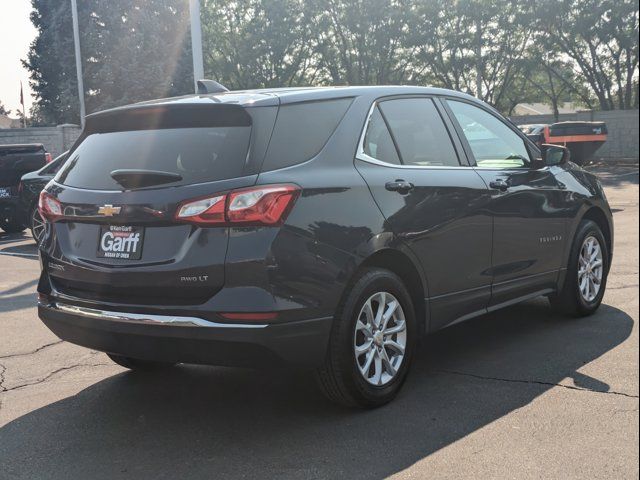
<box><xmin>56</xmin><ymin>126</ymin><xmax>251</xmax><ymax>190</ymax></box>
<box><xmin>378</xmin><ymin>98</ymin><xmax>461</xmax><ymax>167</ymax></box>
<box><xmin>362</xmin><ymin>106</ymin><xmax>401</xmax><ymax>165</ymax></box>
<box><xmin>261</xmin><ymin>98</ymin><xmax>353</xmax><ymax>171</ymax></box>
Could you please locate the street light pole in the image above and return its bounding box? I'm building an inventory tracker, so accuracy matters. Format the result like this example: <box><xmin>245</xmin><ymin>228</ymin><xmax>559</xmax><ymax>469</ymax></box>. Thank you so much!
<box><xmin>70</xmin><ymin>0</ymin><xmax>86</xmax><ymax>129</ymax></box>
<box><xmin>189</xmin><ymin>0</ymin><xmax>205</xmax><ymax>92</ymax></box>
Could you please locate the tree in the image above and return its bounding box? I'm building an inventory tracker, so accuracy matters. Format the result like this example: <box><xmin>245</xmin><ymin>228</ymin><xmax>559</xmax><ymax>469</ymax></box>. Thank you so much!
<box><xmin>201</xmin><ymin>0</ymin><xmax>314</xmax><ymax>89</ymax></box>
<box><xmin>539</xmin><ymin>0</ymin><xmax>639</xmax><ymax>110</ymax></box>
<box><xmin>23</xmin><ymin>0</ymin><xmax>80</xmax><ymax>125</ymax></box>
<box><xmin>24</xmin><ymin>0</ymin><xmax>194</xmax><ymax>125</ymax></box>
<box><xmin>82</xmin><ymin>0</ymin><xmax>194</xmax><ymax>112</ymax></box>
<box><xmin>305</xmin><ymin>0</ymin><xmax>415</xmax><ymax>85</ymax></box>
<box><xmin>409</xmin><ymin>0</ymin><xmax>534</xmax><ymax>108</ymax></box>
<box><xmin>0</xmin><ymin>101</ymin><xmax>11</xmax><ymax>116</ymax></box>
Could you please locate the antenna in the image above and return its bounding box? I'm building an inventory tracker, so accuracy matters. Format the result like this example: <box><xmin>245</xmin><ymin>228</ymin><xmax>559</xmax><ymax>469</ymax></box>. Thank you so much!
<box><xmin>196</xmin><ymin>79</ymin><xmax>229</xmax><ymax>95</ymax></box>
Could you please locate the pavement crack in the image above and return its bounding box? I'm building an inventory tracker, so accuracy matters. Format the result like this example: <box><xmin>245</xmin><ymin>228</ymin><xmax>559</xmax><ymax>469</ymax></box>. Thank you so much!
<box><xmin>0</xmin><ymin>340</ymin><xmax>64</xmax><ymax>360</ymax></box>
<box><xmin>606</xmin><ymin>284</ymin><xmax>639</xmax><ymax>290</ymax></box>
<box><xmin>433</xmin><ymin>369</ymin><xmax>639</xmax><ymax>399</ymax></box>
<box><xmin>0</xmin><ymin>361</ymin><xmax>112</xmax><ymax>393</ymax></box>
<box><xmin>0</xmin><ymin>363</ymin><xmax>7</xmax><ymax>392</ymax></box>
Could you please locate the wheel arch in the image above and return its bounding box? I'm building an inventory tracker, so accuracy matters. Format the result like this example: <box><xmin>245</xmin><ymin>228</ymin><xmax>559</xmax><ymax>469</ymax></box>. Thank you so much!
<box><xmin>581</xmin><ymin>206</ymin><xmax>613</xmax><ymax>269</ymax></box>
<box><xmin>348</xmin><ymin>248</ymin><xmax>429</xmax><ymax>336</ymax></box>
<box><xmin>558</xmin><ymin>204</ymin><xmax>613</xmax><ymax>293</ymax></box>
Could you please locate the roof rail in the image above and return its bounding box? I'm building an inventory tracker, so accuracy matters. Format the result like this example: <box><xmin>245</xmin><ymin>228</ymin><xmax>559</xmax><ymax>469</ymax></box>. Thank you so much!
<box><xmin>196</xmin><ymin>79</ymin><xmax>229</xmax><ymax>95</ymax></box>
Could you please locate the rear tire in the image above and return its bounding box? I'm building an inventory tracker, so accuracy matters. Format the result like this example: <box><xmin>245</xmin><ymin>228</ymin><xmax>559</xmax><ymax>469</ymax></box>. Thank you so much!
<box><xmin>0</xmin><ymin>219</ymin><xmax>26</xmax><ymax>234</ymax></box>
<box><xmin>549</xmin><ymin>220</ymin><xmax>609</xmax><ymax>317</ymax></box>
<box><xmin>107</xmin><ymin>353</ymin><xmax>175</xmax><ymax>371</ymax></box>
<box><xmin>316</xmin><ymin>268</ymin><xmax>417</xmax><ymax>408</ymax></box>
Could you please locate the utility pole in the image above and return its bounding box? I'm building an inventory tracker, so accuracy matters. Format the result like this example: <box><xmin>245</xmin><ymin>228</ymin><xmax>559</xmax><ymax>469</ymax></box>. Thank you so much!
<box><xmin>475</xmin><ymin>16</ymin><xmax>483</xmax><ymax>100</ymax></box>
<box><xmin>70</xmin><ymin>0</ymin><xmax>86</xmax><ymax>129</ymax></box>
<box><xmin>189</xmin><ymin>0</ymin><xmax>205</xmax><ymax>92</ymax></box>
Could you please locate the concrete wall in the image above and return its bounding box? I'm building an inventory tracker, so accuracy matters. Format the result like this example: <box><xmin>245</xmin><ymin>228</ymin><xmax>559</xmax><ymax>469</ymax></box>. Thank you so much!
<box><xmin>510</xmin><ymin>109</ymin><xmax>639</xmax><ymax>160</ymax></box>
<box><xmin>0</xmin><ymin>125</ymin><xmax>82</xmax><ymax>158</ymax></box>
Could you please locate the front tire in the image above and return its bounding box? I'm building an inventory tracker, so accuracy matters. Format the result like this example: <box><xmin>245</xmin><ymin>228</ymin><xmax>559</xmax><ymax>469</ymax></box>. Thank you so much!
<box><xmin>316</xmin><ymin>268</ymin><xmax>417</xmax><ymax>408</ymax></box>
<box><xmin>550</xmin><ymin>220</ymin><xmax>609</xmax><ymax>316</ymax></box>
<box><xmin>107</xmin><ymin>353</ymin><xmax>175</xmax><ymax>371</ymax></box>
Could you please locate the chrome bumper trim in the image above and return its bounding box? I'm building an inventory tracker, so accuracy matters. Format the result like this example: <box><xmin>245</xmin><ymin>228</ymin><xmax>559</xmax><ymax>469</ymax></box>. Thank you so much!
<box><xmin>48</xmin><ymin>302</ymin><xmax>268</xmax><ymax>329</ymax></box>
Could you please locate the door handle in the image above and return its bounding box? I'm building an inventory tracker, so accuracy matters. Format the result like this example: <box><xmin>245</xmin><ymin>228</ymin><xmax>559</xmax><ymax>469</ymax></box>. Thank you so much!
<box><xmin>385</xmin><ymin>179</ymin><xmax>414</xmax><ymax>193</ymax></box>
<box><xmin>489</xmin><ymin>179</ymin><xmax>509</xmax><ymax>192</ymax></box>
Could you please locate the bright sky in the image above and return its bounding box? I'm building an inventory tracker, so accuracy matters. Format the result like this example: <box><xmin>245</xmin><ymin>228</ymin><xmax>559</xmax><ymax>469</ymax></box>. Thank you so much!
<box><xmin>0</xmin><ymin>0</ymin><xmax>37</xmax><ymax>115</ymax></box>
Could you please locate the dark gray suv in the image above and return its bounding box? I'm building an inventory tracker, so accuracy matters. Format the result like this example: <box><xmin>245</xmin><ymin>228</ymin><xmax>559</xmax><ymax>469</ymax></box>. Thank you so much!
<box><xmin>37</xmin><ymin>86</ymin><xmax>613</xmax><ymax>407</ymax></box>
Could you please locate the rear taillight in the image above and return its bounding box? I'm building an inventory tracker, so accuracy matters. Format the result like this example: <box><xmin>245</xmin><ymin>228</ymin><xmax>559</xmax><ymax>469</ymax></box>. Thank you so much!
<box><xmin>176</xmin><ymin>195</ymin><xmax>225</xmax><ymax>225</ymax></box>
<box><xmin>17</xmin><ymin>182</ymin><xmax>23</xmax><ymax>194</ymax></box>
<box><xmin>38</xmin><ymin>191</ymin><xmax>62</xmax><ymax>222</ymax></box>
<box><xmin>176</xmin><ymin>184</ymin><xmax>300</xmax><ymax>226</ymax></box>
<box><xmin>44</xmin><ymin>152</ymin><xmax>52</xmax><ymax>163</ymax></box>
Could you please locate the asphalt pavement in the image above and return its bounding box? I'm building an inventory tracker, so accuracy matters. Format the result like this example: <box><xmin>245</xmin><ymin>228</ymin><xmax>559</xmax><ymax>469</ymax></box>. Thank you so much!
<box><xmin>0</xmin><ymin>165</ymin><xmax>637</xmax><ymax>480</ymax></box>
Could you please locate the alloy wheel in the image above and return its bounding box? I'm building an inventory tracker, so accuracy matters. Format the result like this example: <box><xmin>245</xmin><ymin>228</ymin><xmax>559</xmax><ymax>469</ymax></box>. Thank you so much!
<box><xmin>31</xmin><ymin>208</ymin><xmax>45</xmax><ymax>244</ymax></box>
<box><xmin>578</xmin><ymin>235</ymin><xmax>603</xmax><ymax>302</ymax></box>
<box><xmin>353</xmin><ymin>291</ymin><xmax>407</xmax><ymax>386</ymax></box>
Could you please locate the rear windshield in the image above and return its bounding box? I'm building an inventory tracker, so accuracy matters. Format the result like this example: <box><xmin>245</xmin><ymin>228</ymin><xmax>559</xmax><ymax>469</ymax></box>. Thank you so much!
<box><xmin>56</xmin><ymin>127</ymin><xmax>251</xmax><ymax>190</ymax></box>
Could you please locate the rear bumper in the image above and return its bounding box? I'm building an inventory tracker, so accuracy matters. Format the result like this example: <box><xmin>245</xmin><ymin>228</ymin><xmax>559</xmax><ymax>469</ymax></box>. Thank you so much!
<box><xmin>38</xmin><ymin>301</ymin><xmax>333</xmax><ymax>368</ymax></box>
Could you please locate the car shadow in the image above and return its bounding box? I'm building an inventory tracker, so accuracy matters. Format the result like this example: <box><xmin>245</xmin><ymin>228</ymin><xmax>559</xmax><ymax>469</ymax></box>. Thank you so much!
<box><xmin>0</xmin><ymin>242</ymin><xmax>38</xmax><ymax>260</ymax></box>
<box><xmin>0</xmin><ymin>299</ymin><xmax>633</xmax><ymax>480</ymax></box>
<box><xmin>0</xmin><ymin>231</ymin><xmax>31</xmax><ymax>244</ymax></box>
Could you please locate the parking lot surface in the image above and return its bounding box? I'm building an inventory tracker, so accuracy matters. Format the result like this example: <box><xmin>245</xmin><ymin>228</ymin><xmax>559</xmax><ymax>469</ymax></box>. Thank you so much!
<box><xmin>0</xmin><ymin>165</ymin><xmax>637</xmax><ymax>480</ymax></box>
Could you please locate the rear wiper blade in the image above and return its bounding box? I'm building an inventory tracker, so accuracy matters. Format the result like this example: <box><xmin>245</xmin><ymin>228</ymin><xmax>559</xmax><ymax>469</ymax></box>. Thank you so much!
<box><xmin>110</xmin><ymin>169</ymin><xmax>182</xmax><ymax>189</ymax></box>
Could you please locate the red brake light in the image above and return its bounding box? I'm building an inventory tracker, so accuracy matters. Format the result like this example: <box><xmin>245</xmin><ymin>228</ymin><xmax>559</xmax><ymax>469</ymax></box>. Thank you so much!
<box><xmin>38</xmin><ymin>191</ymin><xmax>62</xmax><ymax>222</ymax></box>
<box><xmin>17</xmin><ymin>181</ymin><xmax>23</xmax><ymax>194</ymax></box>
<box><xmin>175</xmin><ymin>184</ymin><xmax>300</xmax><ymax>226</ymax></box>
<box><xmin>44</xmin><ymin>152</ymin><xmax>52</xmax><ymax>163</ymax></box>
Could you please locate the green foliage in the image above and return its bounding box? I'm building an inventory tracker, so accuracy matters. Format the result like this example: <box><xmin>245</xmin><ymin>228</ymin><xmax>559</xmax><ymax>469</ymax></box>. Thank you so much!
<box><xmin>537</xmin><ymin>0</ymin><xmax>639</xmax><ymax>110</ymax></box>
<box><xmin>25</xmin><ymin>0</ymin><xmax>639</xmax><ymax>124</ymax></box>
<box><xmin>24</xmin><ymin>0</ymin><xmax>79</xmax><ymax>125</ymax></box>
<box><xmin>201</xmin><ymin>0</ymin><xmax>312</xmax><ymax>89</ymax></box>
<box><xmin>304</xmin><ymin>0</ymin><xmax>414</xmax><ymax>85</ymax></box>
<box><xmin>24</xmin><ymin>0</ymin><xmax>193</xmax><ymax>125</ymax></box>
<box><xmin>0</xmin><ymin>101</ymin><xmax>11</xmax><ymax>116</ymax></box>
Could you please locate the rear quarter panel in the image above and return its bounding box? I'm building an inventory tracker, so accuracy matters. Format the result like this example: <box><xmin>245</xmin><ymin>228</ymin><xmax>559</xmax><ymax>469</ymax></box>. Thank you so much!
<box><xmin>225</xmin><ymin>95</ymin><xmax>416</xmax><ymax>321</ymax></box>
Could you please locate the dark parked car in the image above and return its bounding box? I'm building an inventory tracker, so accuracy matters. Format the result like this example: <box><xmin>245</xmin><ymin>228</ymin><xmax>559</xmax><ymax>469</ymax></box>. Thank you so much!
<box><xmin>0</xmin><ymin>143</ymin><xmax>51</xmax><ymax>233</ymax></box>
<box><xmin>17</xmin><ymin>151</ymin><xmax>68</xmax><ymax>243</ymax></box>
<box><xmin>36</xmin><ymin>86</ymin><xmax>613</xmax><ymax>407</ymax></box>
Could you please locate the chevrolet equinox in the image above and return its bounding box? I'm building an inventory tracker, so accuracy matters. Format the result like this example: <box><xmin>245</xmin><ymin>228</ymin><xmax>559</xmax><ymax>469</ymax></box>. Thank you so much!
<box><xmin>37</xmin><ymin>85</ymin><xmax>613</xmax><ymax>407</ymax></box>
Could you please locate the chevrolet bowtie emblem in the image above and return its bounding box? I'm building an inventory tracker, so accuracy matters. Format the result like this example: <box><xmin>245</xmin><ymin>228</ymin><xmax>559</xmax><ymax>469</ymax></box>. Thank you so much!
<box><xmin>97</xmin><ymin>205</ymin><xmax>122</xmax><ymax>216</ymax></box>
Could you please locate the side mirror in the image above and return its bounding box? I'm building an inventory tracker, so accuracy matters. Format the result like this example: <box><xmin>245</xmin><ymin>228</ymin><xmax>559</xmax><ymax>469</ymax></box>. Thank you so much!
<box><xmin>542</xmin><ymin>144</ymin><xmax>570</xmax><ymax>166</ymax></box>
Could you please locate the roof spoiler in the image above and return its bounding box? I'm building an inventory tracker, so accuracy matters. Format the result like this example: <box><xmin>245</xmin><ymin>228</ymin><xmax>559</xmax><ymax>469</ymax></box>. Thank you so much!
<box><xmin>197</xmin><ymin>79</ymin><xmax>229</xmax><ymax>95</ymax></box>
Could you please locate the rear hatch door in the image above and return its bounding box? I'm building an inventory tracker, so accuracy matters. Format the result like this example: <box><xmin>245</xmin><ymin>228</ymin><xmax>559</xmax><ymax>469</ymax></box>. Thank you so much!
<box><xmin>42</xmin><ymin>101</ymin><xmax>277</xmax><ymax>306</ymax></box>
